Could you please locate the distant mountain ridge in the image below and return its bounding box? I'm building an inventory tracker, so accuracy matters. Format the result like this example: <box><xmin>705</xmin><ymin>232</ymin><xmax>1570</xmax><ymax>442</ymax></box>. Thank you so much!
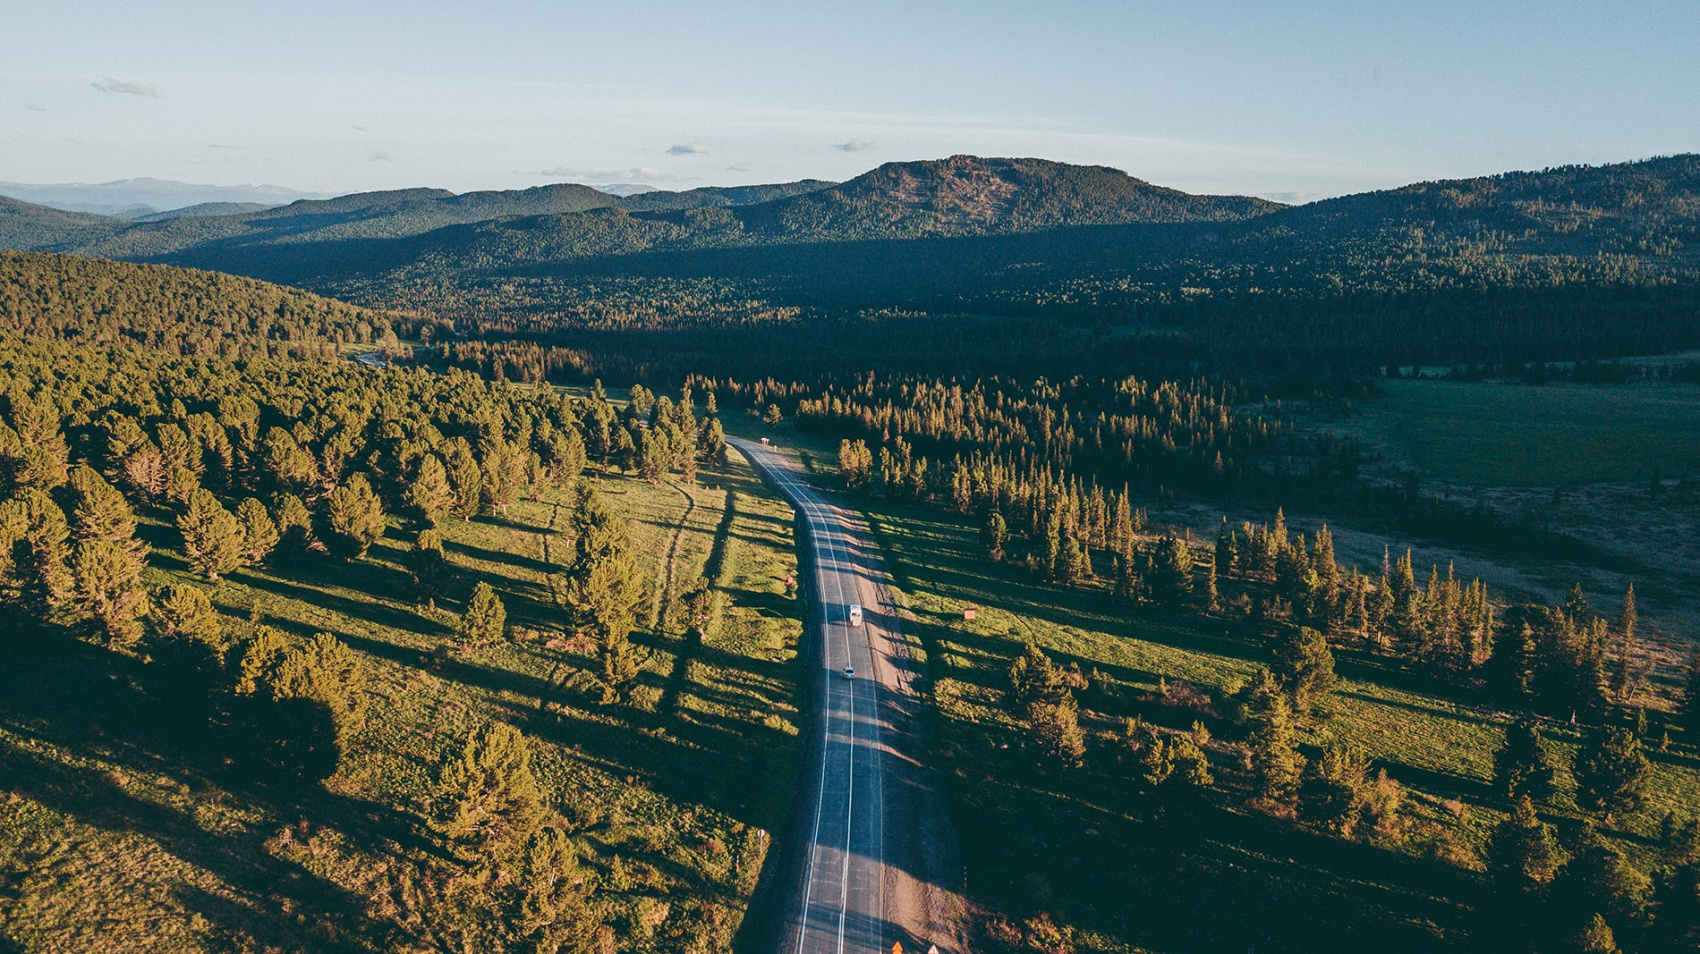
<box><xmin>0</xmin><ymin>177</ymin><xmax>332</xmax><ymax>216</ymax></box>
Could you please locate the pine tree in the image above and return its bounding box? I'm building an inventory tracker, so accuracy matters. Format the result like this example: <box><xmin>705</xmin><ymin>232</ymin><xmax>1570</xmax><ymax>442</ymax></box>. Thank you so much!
<box><xmin>67</xmin><ymin>465</ymin><xmax>141</xmax><ymax>556</ymax></box>
<box><xmin>1270</xmin><ymin>626</ymin><xmax>1337</xmax><ymax>712</ymax></box>
<box><xmin>562</xmin><ymin>486</ymin><xmax>647</xmax><ymax>701</ymax></box>
<box><xmin>1576</xmin><ymin>726</ymin><xmax>1651</xmax><ymax>817</ymax></box>
<box><xmin>324</xmin><ymin>473</ymin><xmax>385</xmax><ymax>560</ymax></box>
<box><xmin>1575</xmin><ymin>914</ymin><xmax>1620</xmax><ymax>954</ymax></box>
<box><xmin>1026</xmin><ymin>695</ymin><xmax>1085</xmax><ymax>770</ymax></box>
<box><xmin>982</xmin><ymin>511</ymin><xmax>1009</xmax><ymax>561</ymax></box>
<box><xmin>149</xmin><ymin>582</ymin><xmax>225</xmax><ymax>645</ymax></box>
<box><xmin>1140</xmin><ymin>734</ymin><xmax>1176</xmax><ymax>788</ymax></box>
<box><xmin>410</xmin><ymin>528</ymin><xmax>448</xmax><ymax>601</ymax></box>
<box><xmin>540</xmin><ymin>425</ymin><xmax>587</xmax><ymax>486</ymax></box>
<box><xmin>235</xmin><ymin>497</ymin><xmax>278</xmax><ymax>566</ymax></box>
<box><xmin>428</xmin><ymin>721</ymin><xmax>545</xmax><ymax>857</ymax></box>
<box><xmin>1007</xmin><ymin>643</ymin><xmax>1069</xmax><ymax>709</ymax></box>
<box><xmin>458</xmin><ymin>581</ymin><xmax>507</xmax><ymax>648</ymax></box>
<box><xmin>1150</xmin><ymin>535</ymin><xmax>1195</xmax><ymax>605</ymax></box>
<box><xmin>480</xmin><ymin>438</ymin><xmax>527</xmax><ymax>514</ymax></box>
<box><xmin>407</xmin><ymin>454</ymin><xmax>455</xmax><ymax>527</ymax></box>
<box><xmin>275</xmin><ymin>493</ymin><xmax>315</xmax><ymax>558</ymax></box>
<box><xmin>1248</xmin><ymin>674</ymin><xmax>1305</xmax><ymax>805</ymax></box>
<box><xmin>178</xmin><ymin>489</ymin><xmax>243</xmax><ymax>580</ymax></box>
<box><xmin>1299</xmin><ymin>738</ymin><xmax>1371</xmax><ymax>837</ymax></box>
<box><xmin>1493</xmin><ymin>720</ymin><xmax>1559</xmax><ymax>803</ymax></box>
<box><xmin>1487</xmin><ymin>795</ymin><xmax>1565</xmax><ymax>893</ymax></box>
<box><xmin>74</xmin><ymin>540</ymin><xmax>150</xmax><ymax>647</ymax></box>
<box><xmin>445</xmin><ymin>439</ymin><xmax>483</xmax><ymax>519</ymax></box>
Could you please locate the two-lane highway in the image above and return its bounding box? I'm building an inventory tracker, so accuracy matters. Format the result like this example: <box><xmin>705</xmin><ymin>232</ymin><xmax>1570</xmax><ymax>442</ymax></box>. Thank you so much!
<box><xmin>731</xmin><ymin>438</ymin><xmax>959</xmax><ymax>954</ymax></box>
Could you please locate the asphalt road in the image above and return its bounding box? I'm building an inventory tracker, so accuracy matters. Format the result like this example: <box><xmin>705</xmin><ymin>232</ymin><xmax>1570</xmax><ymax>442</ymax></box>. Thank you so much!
<box><xmin>730</xmin><ymin>438</ymin><xmax>957</xmax><ymax>954</ymax></box>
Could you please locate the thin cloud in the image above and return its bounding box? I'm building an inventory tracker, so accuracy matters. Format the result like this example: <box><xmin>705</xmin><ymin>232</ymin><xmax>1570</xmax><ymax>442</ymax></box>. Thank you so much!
<box><xmin>208</xmin><ymin>142</ymin><xmax>236</xmax><ymax>149</ymax></box>
<box><xmin>522</xmin><ymin>165</ymin><xmax>693</xmax><ymax>183</ymax></box>
<box><xmin>833</xmin><ymin>140</ymin><xmax>874</xmax><ymax>152</ymax></box>
<box><xmin>368</xmin><ymin>150</ymin><xmax>393</xmax><ymax>162</ymax></box>
<box><xmin>667</xmin><ymin>142</ymin><xmax>709</xmax><ymax>156</ymax></box>
<box><xmin>725</xmin><ymin>165</ymin><xmax>750</xmax><ymax>172</ymax></box>
<box><xmin>91</xmin><ymin>77</ymin><xmax>161</xmax><ymax>98</ymax></box>
<box><xmin>350</xmin><ymin>124</ymin><xmax>369</xmax><ymax>132</ymax></box>
<box><xmin>27</xmin><ymin>105</ymin><xmax>49</xmax><ymax>112</ymax></box>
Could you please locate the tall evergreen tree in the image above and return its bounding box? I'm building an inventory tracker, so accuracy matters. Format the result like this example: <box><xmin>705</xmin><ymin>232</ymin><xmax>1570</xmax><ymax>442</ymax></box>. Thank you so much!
<box><xmin>235</xmin><ymin>497</ymin><xmax>278</xmax><ymax>566</ymax></box>
<box><xmin>1576</xmin><ymin>726</ymin><xmax>1651</xmax><ymax>817</ymax></box>
<box><xmin>1494</xmin><ymin>720</ymin><xmax>1560</xmax><ymax>803</ymax></box>
<box><xmin>1149</xmin><ymin>535</ymin><xmax>1195</xmax><ymax>605</ymax></box>
<box><xmin>1248</xmin><ymin>672</ymin><xmax>1305</xmax><ymax>805</ymax></box>
<box><xmin>178</xmin><ymin>488</ymin><xmax>243</xmax><ymax>580</ymax></box>
<box><xmin>428</xmin><ymin>721</ymin><xmax>545</xmax><ymax>858</ymax></box>
<box><xmin>561</xmin><ymin>485</ymin><xmax>647</xmax><ymax>702</ymax></box>
<box><xmin>323</xmin><ymin>473</ymin><xmax>385</xmax><ymax>560</ymax></box>
<box><xmin>1270</xmin><ymin>625</ymin><xmax>1337</xmax><ymax>712</ymax></box>
<box><xmin>1487</xmin><ymin>794</ymin><xmax>1565</xmax><ymax>894</ymax></box>
<box><xmin>407</xmin><ymin>454</ymin><xmax>455</xmax><ymax>527</ymax></box>
<box><xmin>410</xmin><ymin>528</ymin><xmax>448</xmax><ymax>601</ymax></box>
<box><xmin>74</xmin><ymin>539</ymin><xmax>150</xmax><ymax>647</ymax></box>
<box><xmin>458</xmin><ymin>581</ymin><xmax>507</xmax><ymax>648</ymax></box>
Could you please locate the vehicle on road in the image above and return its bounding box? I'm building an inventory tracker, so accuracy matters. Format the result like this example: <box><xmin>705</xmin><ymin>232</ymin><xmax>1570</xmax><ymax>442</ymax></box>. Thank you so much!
<box><xmin>848</xmin><ymin>604</ymin><xmax>863</xmax><ymax>627</ymax></box>
<box><xmin>842</xmin><ymin>666</ymin><xmax>855</xmax><ymax>679</ymax></box>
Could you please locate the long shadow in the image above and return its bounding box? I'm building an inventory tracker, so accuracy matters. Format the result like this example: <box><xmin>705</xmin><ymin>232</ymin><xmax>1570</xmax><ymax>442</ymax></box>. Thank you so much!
<box><xmin>444</xmin><ymin>537</ymin><xmax>558</xmax><ymax>577</ymax></box>
<box><xmin>239</xmin><ymin>571</ymin><xmax>452</xmax><ymax>639</ymax></box>
<box><xmin>0</xmin><ymin>631</ymin><xmax>406</xmax><ymax>952</ymax></box>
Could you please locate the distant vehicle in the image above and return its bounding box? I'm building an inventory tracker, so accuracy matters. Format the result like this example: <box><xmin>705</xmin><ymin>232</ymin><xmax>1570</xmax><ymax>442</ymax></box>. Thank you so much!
<box><xmin>847</xmin><ymin>604</ymin><xmax>863</xmax><ymax>627</ymax></box>
<box><xmin>842</xmin><ymin>666</ymin><xmax>855</xmax><ymax>679</ymax></box>
<box><xmin>759</xmin><ymin>437</ymin><xmax>771</xmax><ymax>445</ymax></box>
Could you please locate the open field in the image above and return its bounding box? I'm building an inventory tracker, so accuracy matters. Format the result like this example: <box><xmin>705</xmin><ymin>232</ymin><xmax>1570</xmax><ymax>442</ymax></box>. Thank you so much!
<box><xmin>0</xmin><ymin>456</ymin><xmax>804</xmax><ymax>954</ymax></box>
<box><xmin>1348</xmin><ymin>378</ymin><xmax>1700</xmax><ymax>487</ymax></box>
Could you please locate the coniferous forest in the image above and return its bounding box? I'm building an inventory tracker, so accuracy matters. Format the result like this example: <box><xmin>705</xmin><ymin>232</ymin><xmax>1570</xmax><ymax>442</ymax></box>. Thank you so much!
<box><xmin>2</xmin><ymin>151</ymin><xmax>1700</xmax><ymax>954</ymax></box>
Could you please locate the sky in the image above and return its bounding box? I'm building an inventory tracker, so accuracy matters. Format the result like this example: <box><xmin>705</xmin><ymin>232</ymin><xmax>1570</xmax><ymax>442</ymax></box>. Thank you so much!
<box><xmin>3</xmin><ymin>0</ymin><xmax>1697</xmax><ymax>202</ymax></box>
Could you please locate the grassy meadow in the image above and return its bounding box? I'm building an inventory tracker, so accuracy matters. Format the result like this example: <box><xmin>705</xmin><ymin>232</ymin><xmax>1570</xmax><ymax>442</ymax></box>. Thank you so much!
<box><xmin>0</xmin><ymin>453</ymin><xmax>804</xmax><ymax>954</ymax></box>
<box><xmin>1350</xmin><ymin>378</ymin><xmax>1700</xmax><ymax>487</ymax></box>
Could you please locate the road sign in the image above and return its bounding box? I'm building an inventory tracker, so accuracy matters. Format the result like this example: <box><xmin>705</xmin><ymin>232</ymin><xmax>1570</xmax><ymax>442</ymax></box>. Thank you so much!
<box><xmin>928</xmin><ymin>946</ymin><xmax>940</xmax><ymax>954</ymax></box>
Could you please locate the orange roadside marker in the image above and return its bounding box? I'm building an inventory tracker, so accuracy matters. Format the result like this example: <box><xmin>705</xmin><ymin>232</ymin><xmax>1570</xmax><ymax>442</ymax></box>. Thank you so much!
<box><xmin>892</xmin><ymin>945</ymin><xmax>902</xmax><ymax>954</ymax></box>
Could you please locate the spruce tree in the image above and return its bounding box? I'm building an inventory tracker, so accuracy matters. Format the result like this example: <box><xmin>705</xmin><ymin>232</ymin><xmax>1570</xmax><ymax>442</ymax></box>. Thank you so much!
<box><xmin>480</xmin><ymin>438</ymin><xmax>527</xmax><ymax>514</ymax></box>
<box><xmin>1493</xmin><ymin>720</ymin><xmax>1559</xmax><ymax>803</ymax></box>
<box><xmin>1270</xmin><ymin>626</ymin><xmax>1337</xmax><ymax>712</ymax></box>
<box><xmin>1299</xmin><ymin>738</ymin><xmax>1371</xmax><ymax>836</ymax></box>
<box><xmin>445</xmin><ymin>439</ymin><xmax>483</xmax><ymax>519</ymax></box>
<box><xmin>1487</xmin><ymin>794</ymin><xmax>1565</xmax><ymax>893</ymax></box>
<box><xmin>563</xmin><ymin>486</ymin><xmax>647</xmax><ymax>700</ymax></box>
<box><xmin>275</xmin><ymin>493</ymin><xmax>315</xmax><ymax>558</ymax></box>
<box><xmin>178</xmin><ymin>489</ymin><xmax>243</xmax><ymax>580</ymax></box>
<box><xmin>74</xmin><ymin>540</ymin><xmax>150</xmax><ymax>647</ymax></box>
<box><xmin>540</xmin><ymin>424</ymin><xmax>588</xmax><ymax>486</ymax></box>
<box><xmin>150</xmin><ymin>582</ymin><xmax>225</xmax><ymax>645</ymax></box>
<box><xmin>406</xmin><ymin>454</ymin><xmax>455</xmax><ymax>527</ymax></box>
<box><xmin>8</xmin><ymin>490</ymin><xmax>73</xmax><ymax>612</ymax></box>
<box><xmin>67</xmin><ymin>465</ymin><xmax>141</xmax><ymax>558</ymax></box>
<box><xmin>1576</xmin><ymin>726</ymin><xmax>1651</xmax><ymax>817</ymax></box>
<box><xmin>458</xmin><ymin>581</ymin><xmax>507</xmax><ymax>648</ymax></box>
<box><xmin>235</xmin><ymin>497</ymin><xmax>278</xmax><ymax>566</ymax></box>
<box><xmin>1248</xmin><ymin>674</ymin><xmax>1305</xmax><ymax>805</ymax></box>
<box><xmin>1026</xmin><ymin>695</ymin><xmax>1085</xmax><ymax>770</ymax></box>
<box><xmin>1150</xmin><ymin>535</ymin><xmax>1195</xmax><ymax>605</ymax></box>
<box><xmin>1575</xmin><ymin>914</ymin><xmax>1620</xmax><ymax>954</ymax></box>
<box><xmin>428</xmin><ymin>721</ymin><xmax>545</xmax><ymax>857</ymax></box>
<box><xmin>324</xmin><ymin>473</ymin><xmax>385</xmax><ymax>560</ymax></box>
<box><xmin>410</xmin><ymin>528</ymin><xmax>448</xmax><ymax>601</ymax></box>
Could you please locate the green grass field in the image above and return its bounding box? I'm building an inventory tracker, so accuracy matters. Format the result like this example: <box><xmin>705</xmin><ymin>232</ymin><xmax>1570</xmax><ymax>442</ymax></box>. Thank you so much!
<box><xmin>1353</xmin><ymin>379</ymin><xmax>1700</xmax><ymax>486</ymax></box>
<box><xmin>0</xmin><ymin>455</ymin><xmax>803</xmax><ymax>954</ymax></box>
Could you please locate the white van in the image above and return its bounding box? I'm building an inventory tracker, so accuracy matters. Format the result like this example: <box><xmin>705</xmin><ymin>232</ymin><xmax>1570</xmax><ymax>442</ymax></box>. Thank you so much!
<box><xmin>847</xmin><ymin>604</ymin><xmax>863</xmax><ymax>627</ymax></box>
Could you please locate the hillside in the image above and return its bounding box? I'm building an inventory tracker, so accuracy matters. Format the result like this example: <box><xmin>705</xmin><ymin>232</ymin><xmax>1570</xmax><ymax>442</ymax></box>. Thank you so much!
<box><xmin>0</xmin><ymin>250</ymin><xmax>405</xmax><ymax>358</ymax></box>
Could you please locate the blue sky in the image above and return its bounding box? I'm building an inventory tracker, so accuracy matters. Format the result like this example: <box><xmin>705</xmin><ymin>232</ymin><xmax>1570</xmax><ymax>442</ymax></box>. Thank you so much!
<box><xmin>4</xmin><ymin>0</ymin><xmax>1696</xmax><ymax>200</ymax></box>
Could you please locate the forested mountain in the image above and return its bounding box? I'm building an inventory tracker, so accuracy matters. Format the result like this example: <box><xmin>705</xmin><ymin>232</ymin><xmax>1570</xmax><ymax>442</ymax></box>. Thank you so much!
<box><xmin>0</xmin><ymin>250</ymin><xmax>405</xmax><ymax>358</ymax></box>
<box><xmin>2</xmin><ymin>154</ymin><xmax>1699</xmax><ymax>378</ymax></box>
